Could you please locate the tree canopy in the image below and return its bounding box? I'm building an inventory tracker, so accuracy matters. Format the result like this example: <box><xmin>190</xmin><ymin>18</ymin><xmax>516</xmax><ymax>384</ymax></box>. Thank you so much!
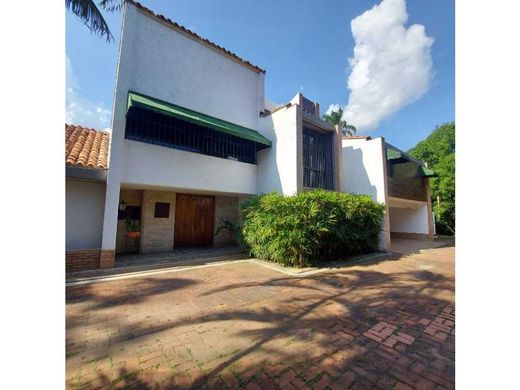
<box><xmin>408</xmin><ymin>122</ymin><xmax>455</xmax><ymax>235</ymax></box>
<box><xmin>322</xmin><ymin>107</ymin><xmax>357</xmax><ymax>136</ymax></box>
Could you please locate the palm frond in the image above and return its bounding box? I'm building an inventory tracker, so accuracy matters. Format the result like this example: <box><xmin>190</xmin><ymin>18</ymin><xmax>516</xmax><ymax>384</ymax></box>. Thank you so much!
<box><xmin>98</xmin><ymin>0</ymin><xmax>124</xmax><ymax>12</ymax></box>
<box><xmin>66</xmin><ymin>0</ymin><xmax>114</xmax><ymax>42</ymax></box>
<box><xmin>342</xmin><ymin>124</ymin><xmax>357</xmax><ymax>136</ymax></box>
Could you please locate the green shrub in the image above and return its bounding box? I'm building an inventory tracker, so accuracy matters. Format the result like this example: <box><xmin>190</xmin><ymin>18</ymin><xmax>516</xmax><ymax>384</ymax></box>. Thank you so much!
<box><xmin>124</xmin><ymin>217</ymin><xmax>139</xmax><ymax>232</ymax></box>
<box><xmin>241</xmin><ymin>190</ymin><xmax>385</xmax><ymax>267</ymax></box>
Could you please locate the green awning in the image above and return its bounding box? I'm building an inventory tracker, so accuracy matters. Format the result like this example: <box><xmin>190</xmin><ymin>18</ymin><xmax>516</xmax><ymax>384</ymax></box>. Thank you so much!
<box><xmin>127</xmin><ymin>92</ymin><xmax>272</xmax><ymax>147</ymax></box>
<box><xmin>386</xmin><ymin>145</ymin><xmax>436</xmax><ymax>177</ymax></box>
<box><xmin>386</xmin><ymin>148</ymin><xmax>403</xmax><ymax>160</ymax></box>
<box><xmin>418</xmin><ymin>166</ymin><xmax>437</xmax><ymax>178</ymax></box>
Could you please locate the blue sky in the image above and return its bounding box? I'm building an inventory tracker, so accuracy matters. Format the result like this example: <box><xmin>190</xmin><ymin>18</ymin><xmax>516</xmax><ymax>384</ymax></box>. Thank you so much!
<box><xmin>66</xmin><ymin>0</ymin><xmax>454</xmax><ymax>151</ymax></box>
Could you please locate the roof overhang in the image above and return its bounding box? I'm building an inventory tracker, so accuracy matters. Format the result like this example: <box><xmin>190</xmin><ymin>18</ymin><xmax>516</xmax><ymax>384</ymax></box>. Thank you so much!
<box><xmin>385</xmin><ymin>143</ymin><xmax>437</xmax><ymax>177</ymax></box>
<box><xmin>302</xmin><ymin>111</ymin><xmax>335</xmax><ymax>132</ymax></box>
<box><xmin>66</xmin><ymin>166</ymin><xmax>107</xmax><ymax>182</ymax></box>
<box><xmin>127</xmin><ymin>92</ymin><xmax>272</xmax><ymax>148</ymax></box>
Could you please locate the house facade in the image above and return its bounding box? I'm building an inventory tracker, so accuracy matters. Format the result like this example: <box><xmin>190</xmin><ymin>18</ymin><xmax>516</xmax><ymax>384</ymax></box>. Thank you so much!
<box><xmin>65</xmin><ymin>0</ymin><xmax>434</xmax><ymax>271</ymax></box>
<box><xmin>342</xmin><ymin>136</ymin><xmax>435</xmax><ymax>252</ymax></box>
<box><xmin>95</xmin><ymin>0</ymin><xmax>345</xmax><ymax>269</ymax></box>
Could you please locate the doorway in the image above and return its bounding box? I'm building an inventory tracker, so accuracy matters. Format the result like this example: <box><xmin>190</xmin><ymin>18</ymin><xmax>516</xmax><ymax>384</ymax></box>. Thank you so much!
<box><xmin>174</xmin><ymin>193</ymin><xmax>215</xmax><ymax>246</ymax></box>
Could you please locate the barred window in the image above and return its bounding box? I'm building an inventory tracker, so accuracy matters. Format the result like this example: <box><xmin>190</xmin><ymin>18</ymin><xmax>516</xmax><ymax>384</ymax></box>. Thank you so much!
<box><xmin>302</xmin><ymin>122</ymin><xmax>334</xmax><ymax>190</ymax></box>
<box><xmin>125</xmin><ymin>107</ymin><xmax>259</xmax><ymax>164</ymax></box>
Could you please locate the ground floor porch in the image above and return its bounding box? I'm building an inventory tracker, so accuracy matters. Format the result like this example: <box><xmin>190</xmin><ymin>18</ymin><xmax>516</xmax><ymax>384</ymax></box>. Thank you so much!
<box><xmin>115</xmin><ymin>186</ymin><xmax>251</xmax><ymax>256</ymax></box>
<box><xmin>387</xmin><ymin>196</ymin><xmax>434</xmax><ymax>246</ymax></box>
<box><xmin>116</xmin><ymin>246</ymin><xmax>247</xmax><ymax>269</ymax></box>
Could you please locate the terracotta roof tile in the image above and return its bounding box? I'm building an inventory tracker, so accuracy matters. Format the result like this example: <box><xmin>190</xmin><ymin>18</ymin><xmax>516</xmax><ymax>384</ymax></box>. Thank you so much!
<box><xmin>126</xmin><ymin>0</ymin><xmax>265</xmax><ymax>74</ymax></box>
<box><xmin>65</xmin><ymin>124</ymin><xmax>110</xmax><ymax>170</ymax></box>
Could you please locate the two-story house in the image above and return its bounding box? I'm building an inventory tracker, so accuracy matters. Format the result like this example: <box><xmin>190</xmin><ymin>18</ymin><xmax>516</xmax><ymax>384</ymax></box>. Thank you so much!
<box><xmin>93</xmin><ymin>0</ymin><xmax>344</xmax><ymax>269</ymax></box>
<box><xmin>65</xmin><ymin>0</ymin><xmax>434</xmax><ymax>271</ymax></box>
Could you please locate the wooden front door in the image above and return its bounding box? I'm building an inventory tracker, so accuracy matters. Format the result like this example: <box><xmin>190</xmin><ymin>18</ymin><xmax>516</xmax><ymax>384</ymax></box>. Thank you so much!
<box><xmin>174</xmin><ymin>194</ymin><xmax>215</xmax><ymax>247</ymax></box>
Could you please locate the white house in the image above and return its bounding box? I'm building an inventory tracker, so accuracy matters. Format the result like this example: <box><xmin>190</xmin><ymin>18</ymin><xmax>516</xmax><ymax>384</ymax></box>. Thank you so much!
<box><xmin>65</xmin><ymin>0</ymin><xmax>435</xmax><ymax>271</ymax></box>
<box><xmin>342</xmin><ymin>136</ymin><xmax>435</xmax><ymax>252</ymax></box>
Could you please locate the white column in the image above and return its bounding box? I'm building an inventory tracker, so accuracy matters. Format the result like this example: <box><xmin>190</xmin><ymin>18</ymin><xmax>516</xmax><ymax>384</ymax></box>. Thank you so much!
<box><xmin>99</xmin><ymin>3</ymin><xmax>136</xmax><ymax>268</ymax></box>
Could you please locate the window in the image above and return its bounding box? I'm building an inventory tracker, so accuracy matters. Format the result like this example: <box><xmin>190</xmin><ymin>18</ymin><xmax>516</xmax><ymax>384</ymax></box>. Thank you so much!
<box><xmin>125</xmin><ymin>107</ymin><xmax>259</xmax><ymax>164</ymax></box>
<box><xmin>154</xmin><ymin>202</ymin><xmax>170</xmax><ymax>218</ymax></box>
<box><xmin>118</xmin><ymin>205</ymin><xmax>141</xmax><ymax>220</ymax></box>
<box><xmin>302</xmin><ymin>122</ymin><xmax>334</xmax><ymax>190</ymax></box>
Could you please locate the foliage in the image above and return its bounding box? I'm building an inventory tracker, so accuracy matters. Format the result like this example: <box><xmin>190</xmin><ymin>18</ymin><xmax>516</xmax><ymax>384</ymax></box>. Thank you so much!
<box><xmin>408</xmin><ymin>122</ymin><xmax>455</xmax><ymax>234</ymax></box>
<box><xmin>322</xmin><ymin>107</ymin><xmax>357</xmax><ymax>136</ymax></box>
<box><xmin>124</xmin><ymin>217</ymin><xmax>139</xmax><ymax>232</ymax></box>
<box><xmin>65</xmin><ymin>0</ymin><xmax>123</xmax><ymax>42</ymax></box>
<box><xmin>215</xmin><ymin>218</ymin><xmax>246</xmax><ymax>248</ymax></box>
<box><xmin>241</xmin><ymin>190</ymin><xmax>385</xmax><ymax>267</ymax></box>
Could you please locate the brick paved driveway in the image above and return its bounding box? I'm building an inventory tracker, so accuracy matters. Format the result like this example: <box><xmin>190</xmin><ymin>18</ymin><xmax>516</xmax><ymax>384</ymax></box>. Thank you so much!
<box><xmin>66</xmin><ymin>246</ymin><xmax>455</xmax><ymax>389</ymax></box>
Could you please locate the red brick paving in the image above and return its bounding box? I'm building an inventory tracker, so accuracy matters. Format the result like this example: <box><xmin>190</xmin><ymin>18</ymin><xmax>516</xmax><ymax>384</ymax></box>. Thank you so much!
<box><xmin>66</xmin><ymin>246</ymin><xmax>455</xmax><ymax>389</ymax></box>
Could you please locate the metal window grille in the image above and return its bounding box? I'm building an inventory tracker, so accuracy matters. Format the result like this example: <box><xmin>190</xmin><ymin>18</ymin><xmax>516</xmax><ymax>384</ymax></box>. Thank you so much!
<box><xmin>125</xmin><ymin>107</ymin><xmax>258</xmax><ymax>164</ymax></box>
<box><xmin>302</xmin><ymin>121</ymin><xmax>334</xmax><ymax>190</ymax></box>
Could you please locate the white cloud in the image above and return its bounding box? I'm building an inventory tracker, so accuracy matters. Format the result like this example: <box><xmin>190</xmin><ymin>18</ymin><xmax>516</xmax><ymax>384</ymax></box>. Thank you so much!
<box><xmin>66</xmin><ymin>55</ymin><xmax>111</xmax><ymax>130</ymax></box>
<box><xmin>331</xmin><ymin>0</ymin><xmax>434</xmax><ymax>132</ymax></box>
<box><xmin>325</xmin><ymin>104</ymin><xmax>342</xmax><ymax>116</ymax></box>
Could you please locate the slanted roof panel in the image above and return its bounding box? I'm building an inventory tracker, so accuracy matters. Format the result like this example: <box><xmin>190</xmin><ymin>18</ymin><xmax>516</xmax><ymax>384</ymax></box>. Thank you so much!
<box><xmin>127</xmin><ymin>92</ymin><xmax>272</xmax><ymax>147</ymax></box>
<box><xmin>385</xmin><ymin>143</ymin><xmax>437</xmax><ymax>177</ymax></box>
<box><xmin>65</xmin><ymin>124</ymin><xmax>110</xmax><ymax>169</ymax></box>
<box><xmin>418</xmin><ymin>166</ymin><xmax>437</xmax><ymax>178</ymax></box>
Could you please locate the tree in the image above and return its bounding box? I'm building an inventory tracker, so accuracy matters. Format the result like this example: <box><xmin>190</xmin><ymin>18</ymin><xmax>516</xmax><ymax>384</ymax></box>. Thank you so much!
<box><xmin>408</xmin><ymin>122</ymin><xmax>455</xmax><ymax>235</ymax></box>
<box><xmin>65</xmin><ymin>0</ymin><xmax>123</xmax><ymax>42</ymax></box>
<box><xmin>322</xmin><ymin>107</ymin><xmax>357</xmax><ymax>136</ymax></box>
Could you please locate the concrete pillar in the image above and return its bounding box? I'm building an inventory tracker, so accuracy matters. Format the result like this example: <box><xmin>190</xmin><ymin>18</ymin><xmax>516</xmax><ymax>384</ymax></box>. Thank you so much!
<box><xmin>425</xmin><ymin>178</ymin><xmax>434</xmax><ymax>240</ymax></box>
<box><xmin>379</xmin><ymin>137</ymin><xmax>392</xmax><ymax>252</ymax></box>
<box><xmin>99</xmin><ymin>3</ymin><xmax>135</xmax><ymax>268</ymax></box>
<box><xmin>295</xmin><ymin>99</ymin><xmax>304</xmax><ymax>194</ymax></box>
<box><xmin>333</xmin><ymin>124</ymin><xmax>343</xmax><ymax>192</ymax></box>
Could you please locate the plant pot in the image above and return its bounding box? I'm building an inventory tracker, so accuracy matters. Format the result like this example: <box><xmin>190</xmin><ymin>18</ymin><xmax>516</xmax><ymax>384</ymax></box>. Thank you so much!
<box><xmin>127</xmin><ymin>232</ymin><xmax>141</xmax><ymax>239</ymax></box>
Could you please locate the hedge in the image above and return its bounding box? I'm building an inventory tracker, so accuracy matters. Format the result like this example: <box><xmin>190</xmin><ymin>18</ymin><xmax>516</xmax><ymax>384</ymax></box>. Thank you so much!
<box><xmin>241</xmin><ymin>190</ymin><xmax>385</xmax><ymax>267</ymax></box>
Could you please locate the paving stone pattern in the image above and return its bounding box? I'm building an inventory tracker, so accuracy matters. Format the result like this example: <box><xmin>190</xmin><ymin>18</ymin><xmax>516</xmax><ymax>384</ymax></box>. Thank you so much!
<box><xmin>66</xmin><ymin>246</ymin><xmax>455</xmax><ymax>389</ymax></box>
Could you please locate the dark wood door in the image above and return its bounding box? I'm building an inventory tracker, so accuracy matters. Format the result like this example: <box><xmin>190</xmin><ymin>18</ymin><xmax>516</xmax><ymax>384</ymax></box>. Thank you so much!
<box><xmin>174</xmin><ymin>194</ymin><xmax>215</xmax><ymax>247</ymax></box>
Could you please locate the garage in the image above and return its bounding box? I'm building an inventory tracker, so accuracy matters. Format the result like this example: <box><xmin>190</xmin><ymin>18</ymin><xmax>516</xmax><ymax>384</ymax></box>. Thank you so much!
<box><xmin>388</xmin><ymin>196</ymin><xmax>431</xmax><ymax>240</ymax></box>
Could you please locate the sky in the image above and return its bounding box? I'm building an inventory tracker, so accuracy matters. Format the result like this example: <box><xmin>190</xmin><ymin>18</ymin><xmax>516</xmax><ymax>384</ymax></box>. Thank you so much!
<box><xmin>66</xmin><ymin>0</ymin><xmax>454</xmax><ymax>151</ymax></box>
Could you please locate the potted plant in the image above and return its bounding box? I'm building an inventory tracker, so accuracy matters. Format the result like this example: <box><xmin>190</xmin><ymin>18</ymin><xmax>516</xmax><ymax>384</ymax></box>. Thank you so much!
<box><xmin>125</xmin><ymin>217</ymin><xmax>141</xmax><ymax>239</ymax></box>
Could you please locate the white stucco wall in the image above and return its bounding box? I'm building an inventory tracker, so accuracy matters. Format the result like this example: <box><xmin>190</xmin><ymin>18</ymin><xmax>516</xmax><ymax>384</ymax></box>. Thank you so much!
<box><xmin>342</xmin><ymin>137</ymin><xmax>390</xmax><ymax>251</ymax></box>
<box><xmin>389</xmin><ymin>204</ymin><xmax>429</xmax><ymax>234</ymax></box>
<box><xmin>342</xmin><ymin>137</ymin><xmax>387</xmax><ymax>203</ymax></box>
<box><xmin>128</xmin><ymin>6</ymin><xmax>264</xmax><ymax>130</ymax></box>
<box><xmin>102</xmin><ymin>2</ymin><xmax>267</xmax><ymax>251</ymax></box>
<box><xmin>66</xmin><ymin>180</ymin><xmax>106</xmax><ymax>250</ymax></box>
<box><xmin>257</xmin><ymin>104</ymin><xmax>299</xmax><ymax>195</ymax></box>
<box><xmin>123</xmin><ymin>140</ymin><xmax>257</xmax><ymax>194</ymax></box>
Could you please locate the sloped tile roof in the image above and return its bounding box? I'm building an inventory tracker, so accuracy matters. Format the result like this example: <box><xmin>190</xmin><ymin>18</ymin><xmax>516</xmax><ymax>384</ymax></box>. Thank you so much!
<box><xmin>126</xmin><ymin>0</ymin><xmax>265</xmax><ymax>74</ymax></box>
<box><xmin>66</xmin><ymin>124</ymin><xmax>110</xmax><ymax>169</ymax></box>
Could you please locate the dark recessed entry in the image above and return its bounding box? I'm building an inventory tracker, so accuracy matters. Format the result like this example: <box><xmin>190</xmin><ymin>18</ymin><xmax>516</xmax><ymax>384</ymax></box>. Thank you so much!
<box><xmin>118</xmin><ymin>205</ymin><xmax>141</xmax><ymax>220</ymax></box>
<box><xmin>154</xmin><ymin>202</ymin><xmax>170</xmax><ymax>218</ymax></box>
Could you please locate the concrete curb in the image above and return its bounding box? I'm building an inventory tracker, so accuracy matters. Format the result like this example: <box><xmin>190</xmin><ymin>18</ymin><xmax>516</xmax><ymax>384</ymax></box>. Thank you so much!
<box><xmin>66</xmin><ymin>252</ymin><xmax>389</xmax><ymax>287</ymax></box>
<box><xmin>249</xmin><ymin>252</ymin><xmax>389</xmax><ymax>277</ymax></box>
